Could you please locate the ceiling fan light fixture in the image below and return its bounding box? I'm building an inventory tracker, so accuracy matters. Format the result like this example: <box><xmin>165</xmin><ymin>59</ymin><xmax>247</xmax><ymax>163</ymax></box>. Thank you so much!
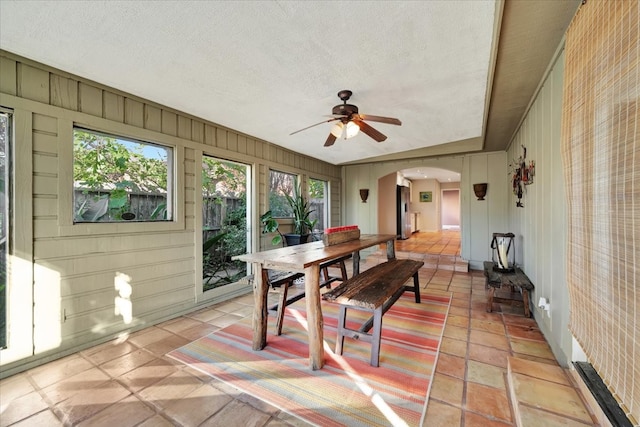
<box><xmin>289</xmin><ymin>90</ymin><xmax>400</xmax><ymax>146</ymax></box>
<box><xmin>345</xmin><ymin>121</ymin><xmax>360</xmax><ymax>139</ymax></box>
<box><xmin>330</xmin><ymin>122</ymin><xmax>344</xmax><ymax>138</ymax></box>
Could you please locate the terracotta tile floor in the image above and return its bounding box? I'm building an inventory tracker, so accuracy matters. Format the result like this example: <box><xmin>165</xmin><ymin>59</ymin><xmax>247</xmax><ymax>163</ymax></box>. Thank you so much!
<box><xmin>0</xmin><ymin>231</ymin><xmax>598</xmax><ymax>426</ymax></box>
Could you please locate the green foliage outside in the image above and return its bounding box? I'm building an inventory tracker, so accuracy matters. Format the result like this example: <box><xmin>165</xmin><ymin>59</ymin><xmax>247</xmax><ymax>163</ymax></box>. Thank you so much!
<box><xmin>268</xmin><ymin>172</ymin><xmax>324</xmax><ymax>218</ymax></box>
<box><xmin>201</xmin><ymin>157</ymin><xmax>248</xmax><ymax>291</ymax></box>
<box><xmin>309</xmin><ymin>178</ymin><xmax>324</xmax><ymax>199</ymax></box>
<box><xmin>73</xmin><ymin>129</ymin><xmax>169</xmax><ymax>222</ymax></box>
<box><xmin>203</xmin><ymin>199</ymin><xmax>248</xmax><ymax>291</ymax></box>
<box><xmin>269</xmin><ymin>170</ymin><xmax>295</xmax><ymax>217</ymax></box>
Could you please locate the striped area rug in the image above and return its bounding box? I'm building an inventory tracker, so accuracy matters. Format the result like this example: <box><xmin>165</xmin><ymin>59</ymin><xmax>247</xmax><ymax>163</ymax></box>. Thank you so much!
<box><xmin>168</xmin><ymin>291</ymin><xmax>451</xmax><ymax>426</ymax></box>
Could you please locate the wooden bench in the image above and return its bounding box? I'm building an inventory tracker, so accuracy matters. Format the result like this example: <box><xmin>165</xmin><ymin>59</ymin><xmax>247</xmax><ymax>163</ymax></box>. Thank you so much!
<box><xmin>249</xmin><ymin>255</ymin><xmax>352</xmax><ymax>336</ymax></box>
<box><xmin>483</xmin><ymin>261</ymin><xmax>534</xmax><ymax>317</ymax></box>
<box><xmin>323</xmin><ymin>258</ymin><xmax>424</xmax><ymax>367</ymax></box>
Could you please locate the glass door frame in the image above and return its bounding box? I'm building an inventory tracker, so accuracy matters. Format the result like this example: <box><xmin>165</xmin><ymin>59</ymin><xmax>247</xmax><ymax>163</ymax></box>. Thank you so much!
<box><xmin>0</xmin><ymin>107</ymin><xmax>35</xmax><ymax>365</ymax></box>
<box><xmin>196</xmin><ymin>152</ymin><xmax>253</xmax><ymax>304</ymax></box>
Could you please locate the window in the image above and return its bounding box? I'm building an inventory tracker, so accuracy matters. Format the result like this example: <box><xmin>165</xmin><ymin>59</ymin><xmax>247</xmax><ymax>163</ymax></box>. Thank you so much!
<box><xmin>202</xmin><ymin>156</ymin><xmax>249</xmax><ymax>292</ymax></box>
<box><xmin>73</xmin><ymin>128</ymin><xmax>173</xmax><ymax>223</ymax></box>
<box><xmin>309</xmin><ymin>178</ymin><xmax>328</xmax><ymax>231</ymax></box>
<box><xmin>268</xmin><ymin>170</ymin><xmax>296</xmax><ymax>217</ymax></box>
<box><xmin>0</xmin><ymin>110</ymin><xmax>10</xmax><ymax>349</ymax></box>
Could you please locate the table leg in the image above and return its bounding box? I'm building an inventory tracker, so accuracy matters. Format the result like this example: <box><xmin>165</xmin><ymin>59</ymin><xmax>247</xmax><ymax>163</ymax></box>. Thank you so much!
<box><xmin>304</xmin><ymin>264</ymin><xmax>324</xmax><ymax>370</ymax></box>
<box><xmin>386</xmin><ymin>238</ymin><xmax>396</xmax><ymax>259</ymax></box>
<box><xmin>252</xmin><ymin>263</ymin><xmax>268</xmax><ymax>350</ymax></box>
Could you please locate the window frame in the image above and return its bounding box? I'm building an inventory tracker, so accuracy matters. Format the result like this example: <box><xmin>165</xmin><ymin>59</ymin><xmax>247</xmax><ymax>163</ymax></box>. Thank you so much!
<box><xmin>72</xmin><ymin>126</ymin><xmax>174</xmax><ymax>224</ymax></box>
<box><xmin>58</xmin><ymin>118</ymin><xmax>184</xmax><ymax>237</ymax></box>
<box><xmin>0</xmin><ymin>107</ymin><xmax>34</xmax><ymax>363</ymax></box>
<box><xmin>268</xmin><ymin>169</ymin><xmax>298</xmax><ymax>219</ymax></box>
<box><xmin>308</xmin><ymin>177</ymin><xmax>329</xmax><ymax>232</ymax></box>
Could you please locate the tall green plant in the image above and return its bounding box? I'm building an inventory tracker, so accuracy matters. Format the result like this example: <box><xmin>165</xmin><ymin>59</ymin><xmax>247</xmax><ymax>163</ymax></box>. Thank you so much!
<box><xmin>261</xmin><ymin>178</ymin><xmax>318</xmax><ymax>246</ymax></box>
<box><xmin>285</xmin><ymin>178</ymin><xmax>317</xmax><ymax>235</ymax></box>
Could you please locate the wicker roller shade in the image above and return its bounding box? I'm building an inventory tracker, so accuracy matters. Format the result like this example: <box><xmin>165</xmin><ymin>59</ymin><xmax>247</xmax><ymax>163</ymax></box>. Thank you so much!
<box><xmin>561</xmin><ymin>1</ymin><xmax>639</xmax><ymax>424</ymax></box>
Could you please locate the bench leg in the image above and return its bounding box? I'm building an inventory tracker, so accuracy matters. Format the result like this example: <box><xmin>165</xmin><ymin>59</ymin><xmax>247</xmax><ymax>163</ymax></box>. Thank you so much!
<box><xmin>522</xmin><ymin>288</ymin><xmax>531</xmax><ymax>318</ymax></box>
<box><xmin>335</xmin><ymin>305</ymin><xmax>347</xmax><ymax>356</ymax></box>
<box><xmin>487</xmin><ymin>286</ymin><xmax>496</xmax><ymax>312</ymax></box>
<box><xmin>275</xmin><ymin>281</ymin><xmax>290</xmax><ymax>336</ymax></box>
<box><xmin>370</xmin><ymin>307</ymin><xmax>383</xmax><ymax>367</ymax></box>
<box><xmin>352</xmin><ymin>251</ymin><xmax>361</xmax><ymax>276</ymax></box>
<box><xmin>413</xmin><ymin>272</ymin><xmax>421</xmax><ymax>303</ymax></box>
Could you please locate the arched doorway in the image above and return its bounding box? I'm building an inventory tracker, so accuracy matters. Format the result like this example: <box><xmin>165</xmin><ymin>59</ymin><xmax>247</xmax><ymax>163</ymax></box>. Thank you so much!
<box><xmin>396</xmin><ymin>167</ymin><xmax>460</xmax><ymax>233</ymax></box>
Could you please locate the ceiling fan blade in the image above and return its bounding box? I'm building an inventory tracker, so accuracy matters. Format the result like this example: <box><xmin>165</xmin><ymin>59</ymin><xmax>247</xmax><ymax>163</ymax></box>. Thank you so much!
<box><xmin>290</xmin><ymin>118</ymin><xmax>338</xmax><ymax>136</ymax></box>
<box><xmin>358</xmin><ymin>114</ymin><xmax>402</xmax><ymax>126</ymax></box>
<box><xmin>355</xmin><ymin>120</ymin><xmax>387</xmax><ymax>142</ymax></box>
<box><xmin>324</xmin><ymin>133</ymin><xmax>337</xmax><ymax>147</ymax></box>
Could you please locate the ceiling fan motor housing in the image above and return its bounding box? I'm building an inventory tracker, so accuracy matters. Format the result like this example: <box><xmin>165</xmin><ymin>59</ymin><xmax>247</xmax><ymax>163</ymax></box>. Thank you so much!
<box><xmin>332</xmin><ymin>103</ymin><xmax>359</xmax><ymax>116</ymax></box>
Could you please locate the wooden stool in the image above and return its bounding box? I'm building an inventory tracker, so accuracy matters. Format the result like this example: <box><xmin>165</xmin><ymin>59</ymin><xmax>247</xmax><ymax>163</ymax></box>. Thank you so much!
<box><xmin>483</xmin><ymin>261</ymin><xmax>534</xmax><ymax>317</ymax></box>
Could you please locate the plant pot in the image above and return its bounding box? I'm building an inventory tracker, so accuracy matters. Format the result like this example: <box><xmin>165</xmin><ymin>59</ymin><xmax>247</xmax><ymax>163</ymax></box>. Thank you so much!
<box><xmin>284</xmin><ymin>233</ymin><xmax>310</xmax><ymax>246</ymax></box>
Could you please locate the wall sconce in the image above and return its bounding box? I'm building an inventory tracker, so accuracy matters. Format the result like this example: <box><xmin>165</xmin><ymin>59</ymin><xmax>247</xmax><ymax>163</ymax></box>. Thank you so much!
<box><xmin>359</xmin><ymin>189</ymin><xmax>369</xmax><ymax>203</ymax></box>
<box><xmin>473</xmin><ymin>183</ymin><xmax>488</xmax><ymax>200</ymax></box>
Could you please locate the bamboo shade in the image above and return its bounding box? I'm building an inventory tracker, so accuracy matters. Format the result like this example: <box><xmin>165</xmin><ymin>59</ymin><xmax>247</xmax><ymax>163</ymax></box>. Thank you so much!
<box><xmin>561</xmin><ymin>1</ymin><xmax>639</xmax><ymax>424</ymax></box>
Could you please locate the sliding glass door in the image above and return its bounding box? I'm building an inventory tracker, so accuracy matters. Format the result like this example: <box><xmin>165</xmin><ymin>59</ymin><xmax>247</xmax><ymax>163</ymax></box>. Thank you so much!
<box><xmin>0</xmin><ymin>110</ymin><xmax>9</xmax><ymax>349</ymax></box>
<box><xmin>201</xmin><ymin>156</ymin><xmax>250</xmax><ymax>294</ymax></box>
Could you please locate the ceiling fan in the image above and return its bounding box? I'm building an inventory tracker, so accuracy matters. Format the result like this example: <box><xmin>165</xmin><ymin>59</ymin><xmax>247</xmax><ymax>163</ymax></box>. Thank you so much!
<box><xmin>290</xmin><ymin>90</ymin><xmax>402</xmax><ymax>147</ymax></box>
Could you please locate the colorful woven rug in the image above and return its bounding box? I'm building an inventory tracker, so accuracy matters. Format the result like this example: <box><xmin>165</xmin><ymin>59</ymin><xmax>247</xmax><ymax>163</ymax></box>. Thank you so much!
<box><xmin>168</xmin><ymin>291</ymin><xmax>451</xmax><ymax>426</ymax></box>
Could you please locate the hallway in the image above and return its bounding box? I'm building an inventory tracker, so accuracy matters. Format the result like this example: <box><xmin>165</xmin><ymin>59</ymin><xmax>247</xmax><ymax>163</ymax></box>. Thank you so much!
<box><xmin>0</xmin><ymin>231</ymin><xmax>598</xmax><ymax>426</ymax></box>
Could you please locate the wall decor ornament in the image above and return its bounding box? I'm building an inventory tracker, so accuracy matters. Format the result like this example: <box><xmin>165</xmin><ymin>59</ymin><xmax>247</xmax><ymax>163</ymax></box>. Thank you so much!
<box><xmin>473</xmin><ymin>183</ymin><xmax>488</xmax><ymax>200</ymax></box>
<box><xmin>359</xmin><ymin>189</ymin><xmax>369</xmax><ymax>203</ymax></box>
<box><xmin>419</xmin><ymin>191</ymin><xmax>432</xmax><ymax>202</ymax></box>
<box><xmin>510</xmin><ymin>146</ymin><xmax>535</xmax><ymax>207</ymax></box>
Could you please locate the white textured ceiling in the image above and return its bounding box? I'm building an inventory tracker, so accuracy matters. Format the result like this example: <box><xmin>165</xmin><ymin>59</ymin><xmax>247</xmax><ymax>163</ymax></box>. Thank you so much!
<box><xmin>0</xmin><ymin>1</ymin><xmax>497</xmax><ymax>165</ymax></box>
<box><xmin>1</xmin><ymin>1</ymin><xmax>580</xmax><ymax>166</ymax></box>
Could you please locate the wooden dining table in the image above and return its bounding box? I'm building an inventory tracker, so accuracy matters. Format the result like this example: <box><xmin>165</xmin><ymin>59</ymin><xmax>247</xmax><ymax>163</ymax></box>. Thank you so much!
<box><xmin>233</xmin><ymin>234</ymin><xmax>396</xmax><ymax>370</ymax></box>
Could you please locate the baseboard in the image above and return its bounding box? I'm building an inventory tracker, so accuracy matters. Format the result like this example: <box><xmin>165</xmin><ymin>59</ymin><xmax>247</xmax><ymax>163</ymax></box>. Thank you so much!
<box><xmin>571</xmin><ymin>362</ymin><xmax>634</xmax><ymax>427</ymax></box>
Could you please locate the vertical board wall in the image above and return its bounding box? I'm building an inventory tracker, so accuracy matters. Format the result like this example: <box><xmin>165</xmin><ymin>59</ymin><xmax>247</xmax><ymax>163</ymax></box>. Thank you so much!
<box><xmin>0</xmin><ymin>51</ymin><xmax>341</xmax><ymax>375</ymax></box>
<box><xmin>506</xmin><ymin>49</ymin><xmax>570</xmax><ymax>364</ymax></box>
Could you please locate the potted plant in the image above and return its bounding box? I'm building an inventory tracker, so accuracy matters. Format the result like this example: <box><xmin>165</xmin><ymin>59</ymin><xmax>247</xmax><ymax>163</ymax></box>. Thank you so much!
<box><xmin>260</xmin><ymin>209</ymin><xmax>285</xmax><ymax>246</ymax></box>
<box><xmin>261</xmin><ymin>178</ymin><xmax>317</xmax><ymax>246</ymax></box>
